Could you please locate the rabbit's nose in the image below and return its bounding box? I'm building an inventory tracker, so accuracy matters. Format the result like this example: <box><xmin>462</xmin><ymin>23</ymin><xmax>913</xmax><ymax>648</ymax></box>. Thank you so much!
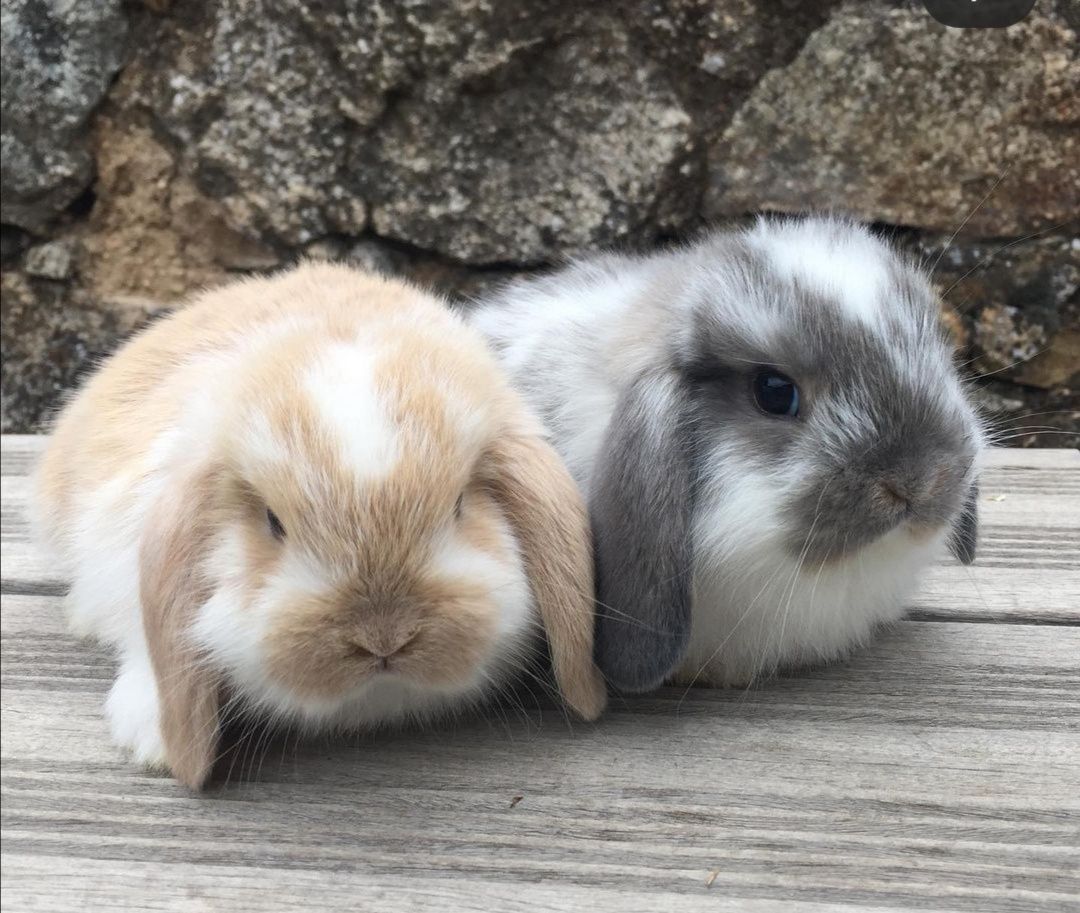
<box><xmin>354</xmin><ymin>628</ymin><xmax>419</xmax><ymax>663</ymax></box>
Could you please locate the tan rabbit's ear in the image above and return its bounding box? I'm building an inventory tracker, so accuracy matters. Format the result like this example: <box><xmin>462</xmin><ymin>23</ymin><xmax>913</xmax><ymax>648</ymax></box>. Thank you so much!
<box><xmin>139</xmin><ymin>467</ymin><xmax>222</xmax><ymax>790</ymax></box>
<box><xmin>486</xmin><ymin>430</ymin><xmax>606</xmax><ymax>721</ymax></box>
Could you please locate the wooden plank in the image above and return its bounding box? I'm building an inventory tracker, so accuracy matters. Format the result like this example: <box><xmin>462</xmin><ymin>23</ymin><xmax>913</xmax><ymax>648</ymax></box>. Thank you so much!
<box><xmin>3</xmin><ymin>436</ymin><xmax>1079</xmax><ymax>911</ymax></box>
<box><xmin>0</xmin><ymin>855</ymin><xmax>930</xmax><ymax>913</ymax></box>
<box><xmin>911</xmin><ymin>566</ymin><xmax>1080</xmax><ymax>624</ymax></box>
<box><xmin>2</xmin><ymin>592</ymin><xmax>1079</xmax><ymax>912</ymax></box>
<box><xmin>0</xmin><ymin>435</ymin><xmax>41</xmax><ymax>479</ymax></box>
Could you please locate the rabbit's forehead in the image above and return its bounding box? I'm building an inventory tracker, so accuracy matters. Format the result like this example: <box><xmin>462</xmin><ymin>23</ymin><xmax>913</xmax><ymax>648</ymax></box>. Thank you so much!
<box><xmin>694</xmin><ymin>231</ymin><xmax>949</xmax><ymax>389</ymax></box>
<box><xmin>234</xmin><ymin>337</ymin><xmax>492</xmax><ymax>532</ymax></box>
<box><xmin>746</xmin><ymin>221</ymin><xmax>900</xmax><ymax>332</ymax></box>
<box><xmin>302</xmin><ymin>342</ymin><xmax>404</xmax><ymax>480</ymax></box>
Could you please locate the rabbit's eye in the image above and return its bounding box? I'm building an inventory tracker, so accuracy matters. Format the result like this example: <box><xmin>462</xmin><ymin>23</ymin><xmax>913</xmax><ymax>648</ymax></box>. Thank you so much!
<box><xmin>752</xmin><ymin>370</ymin><xmax>800</xmax><ymax>418</ymax></box>
<box><xmin>454</xmin><ymin>493</ymin><xmax>464</xmax><ymax>520</ymax></box>
<box><xmin>266</xmin><ymin>508</ymin><xmax>286</xmax><ymax>541</ymax></box>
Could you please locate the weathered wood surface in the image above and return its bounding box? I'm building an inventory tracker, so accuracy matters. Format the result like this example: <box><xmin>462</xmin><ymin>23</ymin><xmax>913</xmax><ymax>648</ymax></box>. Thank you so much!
<box><xmin>2</xmin><ymin>435</ymin><xmax>1078</xmax><ymax>912</ymax></box>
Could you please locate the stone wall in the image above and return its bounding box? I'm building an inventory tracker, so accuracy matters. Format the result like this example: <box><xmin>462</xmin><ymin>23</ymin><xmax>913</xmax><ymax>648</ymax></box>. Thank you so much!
<box><xmin>2</xmin><ymin>0</ymin><xmax>1077</xmax><ymax>445</ymax></box>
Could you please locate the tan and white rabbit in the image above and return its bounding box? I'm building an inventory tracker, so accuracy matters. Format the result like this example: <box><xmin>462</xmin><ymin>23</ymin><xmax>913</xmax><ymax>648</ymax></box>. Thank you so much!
<box><xmin>34</xmin><ymin>263</ymin><xmax>605</xmax><ymax>789</ymax></box>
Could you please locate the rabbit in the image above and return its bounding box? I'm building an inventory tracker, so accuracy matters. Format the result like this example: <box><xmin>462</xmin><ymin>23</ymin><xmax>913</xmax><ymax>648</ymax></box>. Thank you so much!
<box><xmin>470</xmin><ymin>215</ymin><xmax>984</xmax><ymax>693</ymax></box>
<box><xmin>33</xmin><ymin>262</ymin><xmax>606</xmax><ymax>789</ymax></box>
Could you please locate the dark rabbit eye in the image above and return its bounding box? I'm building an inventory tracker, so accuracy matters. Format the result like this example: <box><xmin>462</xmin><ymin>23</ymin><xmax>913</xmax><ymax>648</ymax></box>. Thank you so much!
<box><xmin>752</xmin><ymin>370</ymin><xmax>800</xmax><ymax>417</ymax></box>
<box><xmin>267</xmin><ymin>508</ymin><xmax>286</xmax><ymax>541</ymax></box>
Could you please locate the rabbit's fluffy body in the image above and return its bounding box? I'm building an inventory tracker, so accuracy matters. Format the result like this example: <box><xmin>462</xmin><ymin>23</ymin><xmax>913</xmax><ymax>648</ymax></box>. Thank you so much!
<box><xmin>35</xmin><ymin>264</ymin><xmax>604</xmax><ymax>787</ymax></box>
<box><xmin>473</xmin><ymin>217</ymin><xmax>984</xmax><ymax>690</ymax></box>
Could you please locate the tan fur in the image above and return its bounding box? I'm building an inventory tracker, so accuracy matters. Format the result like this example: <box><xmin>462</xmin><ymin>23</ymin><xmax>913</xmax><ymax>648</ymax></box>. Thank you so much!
<box><xmin>484</xmin><ymin>429</ymin><xmax>607</xmax><ymax>720</ymax></box>
<box><xmin>139</xmin><ymin>466</ymin><xmax>222</xmax><ymax>790</ymax></box>
<box><xmin>36</xmin><ymin>262</ymin><xmax>606</xmax><ymax>788</ymax></box>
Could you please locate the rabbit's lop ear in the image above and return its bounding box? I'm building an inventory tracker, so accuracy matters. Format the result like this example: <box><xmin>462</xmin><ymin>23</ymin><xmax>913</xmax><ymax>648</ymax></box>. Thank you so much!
<box><xmin>487</xmin><ymin>430</ymin><xmax>607</xmax><ymax>721</ymax></box>
<box><xmin>139</xmin><ymin>468</ymin><xmax>222</xmax><ymax>790</ymax></box>
<box><xmin>591</xmin><ymin>373</ymin><xmax>695</xmax><ymax>693</ymax></box>
<box><xmin>949</xmin><ymin>479</ymin><xmax>978</xmax><ymax>565</ymax></box>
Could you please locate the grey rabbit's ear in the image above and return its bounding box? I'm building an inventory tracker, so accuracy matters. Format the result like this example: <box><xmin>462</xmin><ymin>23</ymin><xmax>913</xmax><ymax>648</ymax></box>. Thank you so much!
<box><xmin>590</xmin><ymin>372</ymin><xmax>695</xmax><ymax>693</ymax></box>
<box><xmin>949</xmin><ymin>479</ymin><xmax>978</xmax><ymax>565</ymax></box>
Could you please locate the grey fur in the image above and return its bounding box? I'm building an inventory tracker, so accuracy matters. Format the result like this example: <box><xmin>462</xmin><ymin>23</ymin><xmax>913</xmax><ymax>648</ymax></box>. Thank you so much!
<box><xmin>950</xmin><ymin>481</ymin><xmax>979</xmax><ymax>565</ymax></box>
<box><xmin>591</xmin><ymin>373</ymin><xmax>695</xmax><ymax>691</ymax></box>
<box><xmin>471</xmin><ymin>216</ymin><xmax>985</xmax><ymax>692</ymax></box>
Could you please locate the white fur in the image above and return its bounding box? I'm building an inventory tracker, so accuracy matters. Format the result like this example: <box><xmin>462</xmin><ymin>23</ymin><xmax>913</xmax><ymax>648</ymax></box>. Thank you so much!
<box><xmin>106</xmin><ymin>650</ymin><xmax>167</xmax><ymax>767</ymax></box>
<box><xmin>682</xmin><ymin>524</ymin><xmax>948</xmax><ymax>686</ymax></box>
<box><xmin>304</xmin><ymin>342</ymin><xmax>400</xmax><ymax>479</ymax></box>
<box><xmin>38</xmin><ymin>310</ymin><xmax>545</xmax><ymax>771</ymax></box>
<box><xmin>471</xmin><ymin>216</ymin><xmax>981</xmax><ymax>687</ymax></box>
<box><xmin>189</xmin><ymin>512</ymin><xmax>535</xmax><ymax>729</ymax></box>
<box><xmin>746</xmin><ymin>218</ymin><xmax>889</xmax><ymax>331</ymax></box>
<box><xmin>471</xmin><ymin>262</ymin><xmax>656</xmax><ymax>498</ymax></box>
<box><xmin>429</xmin><ymin>517</ymin><xmax>532</xmax><ymax>646</ymax></box>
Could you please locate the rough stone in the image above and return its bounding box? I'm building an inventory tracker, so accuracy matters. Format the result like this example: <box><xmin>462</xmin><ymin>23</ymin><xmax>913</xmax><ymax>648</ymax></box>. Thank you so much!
<box><xmin>23</xmin><ymin>239</ymin><xmax>77</xmax><ymax>280</ymax></box>
<box><xmin>343</xmin><ymin>239</ymin><xmax>401</xmax><ymax>278</ymax></box>
<box><xmin>120</xmin><ymin>1</ymin><xmax>840</xmax><ymax>264</ymax></box>
<box><xmin>363</xmin><ymin>19</ymin><xmax>694</xmax><ymax>263</ymax></box>
<box><xmin>1</xmin><ymin>226</ymin><xmax>31</xmax><ymax>265</ymax></box>
<box><xmin>0</xmin><ymin>0</ymin><xmax>128</xmax><ymax>230</ymax></box>
<box><xmin>77</xmin><ymin>116</ymin><xmax>274</xmax><ymax>305</ymax></box>
<box><xmin>138</xmin><ymin>2</ymin><xmax>702</xmax><ymax>262</ymax></box>
<box><xmin>139</xmin><ymin>1</ymin><xmax>372</xmax><ymax>246</ymax></box>
<box><xmin>1014</xmin><ymin>327</ymin><xmax>1079</xmax><ymax>390</ymax></box>
<box><xmin>0</xmin><ymin>0</ymin><xmax>1075</xmax><ymax>444</ymax></box>
<box><xmin>973</xmin><ymin>380</ymin><xmax>1079</xmax><ymax>449</ymax></box>
<box><xmin>973</xmin><ymin>305</ymin><xmax>1051</xmax><ymax>377</ymax></box>
<box><xmin>301</xmin><ymin>235</ymin><xmax>518</xmax><ymax>300</ymax></box>
<box><xmin>911</xmin><ymin>232</ymin><xmax>1080</xmax><ymax>388</ymax></box>
<box><xmin>707</xmin><ymin>5</ymin><xmax>1080</xmax><ymax>236</ymax></box>
<box><xmin>623</xmin><ymin>0</ymin><xmax>837</xmax><ymax>141</ymax></box>
<box><xmin>0</xmin><ymin>272</ymin><xmax>160</xmax><ymax>433</ymax></box>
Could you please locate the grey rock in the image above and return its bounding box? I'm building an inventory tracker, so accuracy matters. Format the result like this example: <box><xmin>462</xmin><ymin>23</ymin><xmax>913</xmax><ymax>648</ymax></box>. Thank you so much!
<box><xmin>23</xmin><ymin>238</ymin><xmax>77</xmax><ymax>280</ymax></box>
<box><xmin>707</xmin><ymin>4</ymin><xmax>1080</xmax><ymax>236</ymax></box>
<box><xmin>134</xmin><ymin>1</ymin><xmax>842</xmax><ymax>264</ymax></box>
<box><xmin>974</xmin><ymin>380</ymin><xmax>1079</xmax><ymax>449</ymax></box>
<box><xmin>1</xmin><ymin>0</ymin><xmax>128</xmax><ymax>230</ymax></box>
<box><xmin>969</xmin><ymin>386</ymin><xmax>1026</xmax><ymax>416</ymax></box>
<box><xmin>363</xmin><ymin>20</ymin><xmax>694</xmax><ymax>263</ymax></box>
<box><xmin>0</xmin><ymin>272</ymin><xmax>158</xmax><ymax>433</ymax></box>
<box><xmin>0</xmin><ymin>225</ymin><xmax>30</xmax><ymax>264</ymax></box>
<box><xmin>912</xmin><ymin>231</ymin><xmax>1080</xmax><ymax>388</ymax></box>
<box><xmin>144</xmin><ymin>1</ymin><xmax>368</xmax><ymax>246</ymax></box>
<box><xmin>142</xmin><ymin>0</ymin><xmax>547</xmax><ymax>247</ymax></box>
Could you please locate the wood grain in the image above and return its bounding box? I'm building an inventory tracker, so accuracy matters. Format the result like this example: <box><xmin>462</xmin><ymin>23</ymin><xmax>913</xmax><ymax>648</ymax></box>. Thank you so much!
<box><xmin>2</xmin><ymin>436</ymin><xmax>1078</xmax><ymax>913</ymax></box>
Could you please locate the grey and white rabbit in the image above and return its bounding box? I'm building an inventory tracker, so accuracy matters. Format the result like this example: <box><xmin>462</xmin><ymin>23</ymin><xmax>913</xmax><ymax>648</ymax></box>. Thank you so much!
<box><xmin>470</xmin><ymin>215</ymin><xmax>984</xmax><ymax>692</ymax></box>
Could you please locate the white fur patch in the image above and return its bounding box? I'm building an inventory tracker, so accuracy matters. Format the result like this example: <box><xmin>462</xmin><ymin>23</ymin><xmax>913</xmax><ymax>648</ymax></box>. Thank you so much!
<box><xmin>471</xmin><ymin>264</ymin><xmax>651</xmax><ymax>497</ymax></box>
<box><xmin>430</xmin><ymin>518</ymin><xmax>532</xmax><ymax>645</ymax></box>
<box><xmin>694</xmin><ymin>452</ymin><xmax>789</xmax><ymax>562</ymax></box>
<box><xmin>748</xmin><ymin>220</ymin><xmax>889</xmax><ymax>331</ymax></box>
<box><xmin>304</xmin><ymin>343</ymin><xmax>400</xmax><ymax>478</ymax></box>
<box><xmin>683</xmin><ymin>521</ymin><xmax>949</xmax><ymax>687</ymax></box>
<box><xmin>243</xmin><ymin>411</ymin><xmax>290</xmax><ymax>469</ymax></box>
<box><xmin>193</xmin><ymin>523</ymin><xmax>335</xmax><ymax>711</ymax></box>
<box><xmin>106</xmin><ymin>650</ymin><xmax>167</xmax><ymax>767</ymax></box>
